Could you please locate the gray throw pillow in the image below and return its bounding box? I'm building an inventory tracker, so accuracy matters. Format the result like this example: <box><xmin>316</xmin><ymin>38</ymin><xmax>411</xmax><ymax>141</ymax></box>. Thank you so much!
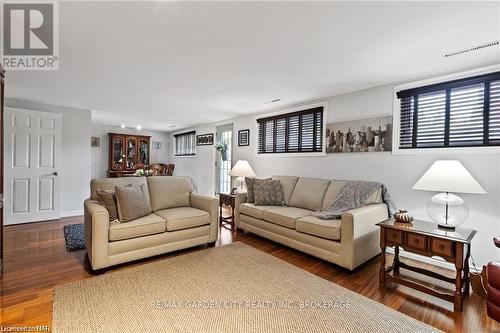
<box><xmin>245</xmin><ymin>177</ymin><xmax>271</xmax><ymax>203</ymax></box>
<box><xmin>115</xmin><ymin>184</ymin><xmax>152</xmax><ymax>223</ymax></box>
<box><xmin>254</xmin><ymin>179</ymin><xmax>284</xmax><ymax>206</ymax></box>
<box><xmin>96</xmin><ymin>189</ymin><xmax>118</xmax><ymax>222</ymax></box>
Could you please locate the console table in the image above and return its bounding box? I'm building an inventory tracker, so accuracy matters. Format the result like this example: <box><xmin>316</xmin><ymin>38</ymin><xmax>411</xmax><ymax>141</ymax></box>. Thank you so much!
<box><xmin>377</xmin><ymin>218</ymin><xmax>476</xmax><ymax>311</ymax></box>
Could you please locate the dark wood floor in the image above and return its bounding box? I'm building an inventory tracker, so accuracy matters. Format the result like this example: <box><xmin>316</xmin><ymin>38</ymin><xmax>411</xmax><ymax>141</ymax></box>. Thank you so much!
<box><xmin>1</xmin><ymin>216</ymin><xmax>498</xmax><ymax>332</ymax></box>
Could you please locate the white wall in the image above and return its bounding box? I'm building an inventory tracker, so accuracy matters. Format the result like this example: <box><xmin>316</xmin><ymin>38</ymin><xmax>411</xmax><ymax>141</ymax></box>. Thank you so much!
<box><xmin>169</xmin><ymin>85</ymin><xmax>500</xmax><ymax>267</ymax></box>
<box><xmin>90</xmin><ymin>124</ymin><xmax>171</xmax><ymax>179</ymax></box>
<box><xmin>6</xmin><ymin>98</ymin><xmax>92</xmax><ymax>217</ymax></box>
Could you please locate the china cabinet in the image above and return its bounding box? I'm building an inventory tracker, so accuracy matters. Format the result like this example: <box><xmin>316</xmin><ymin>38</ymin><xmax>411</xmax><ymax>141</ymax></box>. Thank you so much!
<box><xmin>108</xmin><ymin>133</ymin><xmax>151</xmax><ymax>177</ymax></box>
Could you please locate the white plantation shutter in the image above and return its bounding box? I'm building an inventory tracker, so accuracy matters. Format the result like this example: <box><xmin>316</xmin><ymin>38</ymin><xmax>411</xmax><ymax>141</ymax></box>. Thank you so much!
<box><xmin>397</xmin><ymin>71</ymin><xmax>500</xmax><ymax>149</ymax></box>
<box><xmin>174</xmin><ymin>131</ymin><xmax>196</xmax><ymax>156</ymax></box>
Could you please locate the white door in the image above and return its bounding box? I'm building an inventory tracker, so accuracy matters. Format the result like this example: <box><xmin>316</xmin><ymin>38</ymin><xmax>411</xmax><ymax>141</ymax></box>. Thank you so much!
<box><xmin>4</xmin><ymin>108</ymin><xmax>62</xmax><ymax>224</ymax></box>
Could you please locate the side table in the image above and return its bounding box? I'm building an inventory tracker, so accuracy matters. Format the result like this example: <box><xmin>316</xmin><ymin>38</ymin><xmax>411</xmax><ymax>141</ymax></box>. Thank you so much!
<box><xmin>377</xmin><ymin>218</ymin><xmax>476</xmax><ymax>312</ymax></box>
<box><xmin>219</xmin><ymin>193</ymin><xmax>236</xmax><ymax>229</ymax></box>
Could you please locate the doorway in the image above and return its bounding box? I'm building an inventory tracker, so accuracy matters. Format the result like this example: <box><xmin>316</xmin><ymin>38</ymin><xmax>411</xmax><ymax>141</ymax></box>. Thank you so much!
<box><xmin>215</xmin><ymin>124</ymin><xmax>233</xmax><ymax>194</ymax></box>
<box><xmin>4</xmin><ymin>108</ymin><xmax>62</xmax><ymax>224</ymax></box>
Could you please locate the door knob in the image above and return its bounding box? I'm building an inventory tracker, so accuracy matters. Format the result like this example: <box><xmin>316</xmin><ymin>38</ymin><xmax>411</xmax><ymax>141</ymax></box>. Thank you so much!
<box><xmin>52</xmin><ymin>171</ymin><xmax>59</xmax><ymax>176</ymax></box>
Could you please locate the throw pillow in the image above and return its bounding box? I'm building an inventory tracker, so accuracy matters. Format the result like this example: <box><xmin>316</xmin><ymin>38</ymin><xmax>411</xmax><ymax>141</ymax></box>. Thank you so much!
<box><xmin>254</xmin><ymin>179</ymin><xmax>284</xmax><ymax>206</ymax></box>
<box><xmin>96</xmin><ymin>189</ymin><xmax>119</xmax><ymax>222</ymax></box>
<box><xmin>115</xmin><ymin>184</ymin><xmax>152</xmax><ymax>223</ymax></box>
<box><xmin>245</xmin><ymin>177</ymin><xmax>271</xmax><ymax>203</ymax></box>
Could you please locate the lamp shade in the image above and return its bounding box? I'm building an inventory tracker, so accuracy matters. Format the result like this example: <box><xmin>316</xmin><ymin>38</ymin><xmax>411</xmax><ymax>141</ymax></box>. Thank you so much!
<box><xmin>230</xmin><ymin>160</ymin><xmax>256</xmax><ymax>177</ymax></box>
<box><xmin>412</xmin><ymin>160</ymin><xmax>486</xmax><ymax>194</ymax></box>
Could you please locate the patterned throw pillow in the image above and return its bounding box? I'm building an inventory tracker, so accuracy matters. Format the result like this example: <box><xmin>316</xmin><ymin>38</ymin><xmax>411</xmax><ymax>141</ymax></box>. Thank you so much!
<box><xmin>254</xmin><ymin>179</ymin><xmax>284</xmax><ymax>206</ymax></box>
<box><xmin>96</xmin><ymin>189</ymin><xmax>118</xmax><ymax>222</ymax></box>
<box><xmin>115</xmin><ymin>184</ymin><xmax>152</xmax><ymax>223</ymax></box>
<box><xmin>245</xmin><ymin>177</ymin><xmax>271</xmax><ymax>203</ymax></box>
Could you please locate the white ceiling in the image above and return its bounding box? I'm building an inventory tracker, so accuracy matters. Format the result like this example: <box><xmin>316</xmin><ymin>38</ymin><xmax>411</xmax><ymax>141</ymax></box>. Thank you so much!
<box><xmin>7</xmin><ymin>1</ymin><xmax>500</xmax><ymax>131</ymax></box>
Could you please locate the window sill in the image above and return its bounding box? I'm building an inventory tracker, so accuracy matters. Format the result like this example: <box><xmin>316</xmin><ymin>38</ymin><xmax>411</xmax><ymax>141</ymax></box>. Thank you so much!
<box><xmin>392</xmin><ymin>146</ymin><xmax>500</xmax><ymax>155</ymax></box>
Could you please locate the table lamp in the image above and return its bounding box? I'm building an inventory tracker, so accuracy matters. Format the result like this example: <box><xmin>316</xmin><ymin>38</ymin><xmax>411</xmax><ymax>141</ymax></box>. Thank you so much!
<box><xmin>412</xmin><ymin>160</ymin><xmax>486</xmax><ymax>230</ymax></box>
<box><xmin>230</xmin><ymin>160</ymin><xmax>256</xmax><ymax>193</ymax></box>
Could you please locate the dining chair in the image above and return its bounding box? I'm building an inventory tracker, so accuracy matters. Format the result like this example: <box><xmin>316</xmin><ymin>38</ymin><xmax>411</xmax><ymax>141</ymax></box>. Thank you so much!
<box><xmin>149</xmin><ymin>164</ymin><xmax>164</xmax><ymax>176</ymax></box>
<box><xmin>133</xmin><ymin>163</ymin><xmax>146</xmax><ymax>170</ymax></box>
<box><xmin>165</xmin><ymin>163</ymin><xmax>175</xmax><ymax>176</ymax></box>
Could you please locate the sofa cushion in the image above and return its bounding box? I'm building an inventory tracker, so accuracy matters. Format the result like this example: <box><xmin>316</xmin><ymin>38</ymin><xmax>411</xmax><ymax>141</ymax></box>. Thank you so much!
<box><xmin>245</xmin><ymin>177</ymin><xmax>271</xmax><ymax>203</ymax></box>
<box><xmin>321</xmin><ymin>180</ymin><xmax>348</xmax><ymax>211</ymax></box>
<box><xmin>288</xmin><ymin>178</ymin><xmax>330</xmax><ymax>212</ymax></box>
<box><xmin>148</xmin><ymin>176</ymin><xmax>192</xmax><ymax>211</ymax></box>
<box><xmin>115</xmin><ymin>185</ymin><xmax>152</xmax><ymax>223</ymax></box>
<box><xmin>96</xmin><ymin>189</ymin><xmax>119</xmax><ymax>222</ymax></box>
<box><xmin>90</xmin><ymin>177</ymin><xmax>148</xmax><ymax>200</ymax></box>
<box><xmin>263</xmin><ymin>207</ymin><xmax>312</xmax><ymax>229</ymax></box>
<box><xmin>254</xmin><ymin>179</ymin><xmax>283</xmax><ymax>206</ymax></box>
<box><xmin>296</xmin><ymin>216</ymin><xmax>341</xmax><ymax>241</ymax></box>
<box><xmin>109</xmin><ymin>214</ymin><xmax>165</xmax><ymax>241</ymax></box>
<box><xmin>155</xmin><ymin>207</ymin><xmax>210</xmax><ymax>231</ymax></box>
<box><xmin>272</xmin><ymin>176</ymin><xmax>299</xmax><ymax>206</ymax></box>
<box><xmin>239</xmin><ymin>203</ymin><xmax>274</xmax><ymax>220</ymax></box>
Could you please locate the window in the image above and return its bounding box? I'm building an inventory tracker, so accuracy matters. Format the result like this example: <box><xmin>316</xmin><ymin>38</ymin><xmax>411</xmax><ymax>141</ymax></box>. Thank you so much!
<box><xmin>397</xmin><ymin>71</ymin><xmax>500</xmax><ymax>149</ymax></box>
<box><xmin>174</xmin><ymin>131</ymin><xmax>196</xmax><ymax>156</ymax></box>
<box><xmin>257</xmin><ymin>106</ymin><xmax>324</xmax><ymax>154</ymax></box>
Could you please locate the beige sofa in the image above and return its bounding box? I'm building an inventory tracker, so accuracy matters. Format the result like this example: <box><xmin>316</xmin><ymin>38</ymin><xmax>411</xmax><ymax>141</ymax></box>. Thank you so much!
<box><xmin>84</xmin><ymin>176</ymin><xmax>218</xmax><ymax>270</ymax></box>
<box><xmin>235</xmin><ymin>176</ymin><xmax>389</xmax><ymax>270</ymax></box>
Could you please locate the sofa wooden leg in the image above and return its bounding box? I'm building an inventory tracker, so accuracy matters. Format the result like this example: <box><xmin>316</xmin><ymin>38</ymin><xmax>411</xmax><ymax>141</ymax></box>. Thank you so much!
<box><xmin>208</xmin><ymin>242</ymin><xmax>216</xmax><ymax>247</ymax></box>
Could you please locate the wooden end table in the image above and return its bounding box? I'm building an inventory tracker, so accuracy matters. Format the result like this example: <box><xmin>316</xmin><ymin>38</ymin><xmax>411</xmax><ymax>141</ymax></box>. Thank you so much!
<box><xmin>377</xmin><ymin>218</ymin><xmax>476</xmax><ymax>312</ymax></box>
<box><xmin>219</xmin><ymin>193</ymin><xmax>236</xmax><ymax>229</ymax></box>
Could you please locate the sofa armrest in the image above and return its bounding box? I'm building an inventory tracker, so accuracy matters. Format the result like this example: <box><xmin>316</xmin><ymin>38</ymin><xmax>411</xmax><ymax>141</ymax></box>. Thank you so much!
<box><xmin>190</xmin><ymin>193</ymin><xmax>219</xmax><ymax>242</ymax></box>
<box><xmin>340</xmin><ymin>203</ymin><xmax>389</xmax><ymax>270</ymax></box>
<box><xmin>84</xmin><ymin>199</ymin><xmax>110</xmax><ymax>270</ymax></box>
<box><xmin>234</xmin><ymin>193</ymin><xmax>247</xmax><ymax>228</ymax></box>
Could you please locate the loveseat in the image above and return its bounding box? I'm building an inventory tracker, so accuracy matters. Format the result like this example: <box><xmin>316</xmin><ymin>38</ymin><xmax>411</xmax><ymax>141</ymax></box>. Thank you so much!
<box><xmin>84</xmin><ymin>176</ymin><xmax>218</xmax><ymax>270</ymax></box>
<box><xmin>235</xmin><ymin>176</ymin><xmax>389</xmax><ymax>270</ymax></box>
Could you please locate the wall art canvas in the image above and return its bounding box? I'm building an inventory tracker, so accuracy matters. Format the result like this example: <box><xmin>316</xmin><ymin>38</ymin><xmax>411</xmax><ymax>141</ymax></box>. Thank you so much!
<box><xmin>326</xmin><ymin>116</ymin><xmax>393</xmax><ymax>153</ymax></box>
<box><xmin>196</xmin><ymin>133</ymin><xmax>214</xmax><ymax>146</ymax></box>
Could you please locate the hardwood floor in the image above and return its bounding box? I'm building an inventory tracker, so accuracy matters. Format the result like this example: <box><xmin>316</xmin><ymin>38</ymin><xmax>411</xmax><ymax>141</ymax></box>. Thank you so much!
<box><xmin>1</xmin><ymin>216</ymin><xmax>498</xmax><ymax>332</ymax></box>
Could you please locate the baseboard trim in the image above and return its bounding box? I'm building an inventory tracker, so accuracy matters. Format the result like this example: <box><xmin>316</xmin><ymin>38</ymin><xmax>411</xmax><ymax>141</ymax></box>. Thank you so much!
<box><xmin>60</xmin><ymin>210</ymin><xmax>84</xmax><ymax>218</ymax></box>
<box><xmin>385</xmin><ymin>247</ymin><xmax>479</xmax><ymax>273</ymax></box>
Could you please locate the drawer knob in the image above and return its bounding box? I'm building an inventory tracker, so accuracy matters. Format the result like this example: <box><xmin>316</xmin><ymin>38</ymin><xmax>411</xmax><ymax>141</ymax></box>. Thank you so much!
<box><xmin>439</xmin><ymin>244</ymin><xmax>444</xmax><ymax>249</ymax></box>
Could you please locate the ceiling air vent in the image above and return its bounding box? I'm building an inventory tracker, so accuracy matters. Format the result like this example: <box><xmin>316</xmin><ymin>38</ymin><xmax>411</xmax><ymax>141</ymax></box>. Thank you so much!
<box><xmin>444</xmin><ymin>40</ymin><xmax>499</xmax><ymax>58</ymax></box>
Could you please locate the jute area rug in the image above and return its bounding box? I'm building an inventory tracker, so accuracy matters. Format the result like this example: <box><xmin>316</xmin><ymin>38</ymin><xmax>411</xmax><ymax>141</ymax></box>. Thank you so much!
<box><xmin>53</xmin><ymin>242</ymin><xmax>439</xmax><ymax>333</ymax></box>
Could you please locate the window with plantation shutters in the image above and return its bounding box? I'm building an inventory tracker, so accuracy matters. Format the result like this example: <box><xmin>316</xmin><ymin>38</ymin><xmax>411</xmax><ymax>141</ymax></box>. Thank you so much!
<box><xmin>174</xmin><ymin>131</ymin><xmax>196</xmax><ymax>156</ymax></box>
<box><xmin>257</xmin><ymin>106</ymin><xmax>324</xmax><ymax>154</ymax></box>
<box><xmin>397</xmin><ymin>71</ymin><xmax>500</xmax><ymax>149</ymax></box>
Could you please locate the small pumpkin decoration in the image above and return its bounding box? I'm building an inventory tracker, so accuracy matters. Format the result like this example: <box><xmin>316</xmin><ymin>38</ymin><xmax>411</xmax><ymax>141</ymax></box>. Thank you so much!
<box><xmin>394</xmin><ymin>209</ymin><xmax>413</xmax><ymax>223</ymax></box>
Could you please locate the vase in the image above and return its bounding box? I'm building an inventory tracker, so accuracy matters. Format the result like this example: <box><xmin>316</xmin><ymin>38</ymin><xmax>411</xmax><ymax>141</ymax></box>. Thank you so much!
<box><xmin>220</xmin><ymin>150</ymin><xmax>227</xmax><ymax>161</ymax></box>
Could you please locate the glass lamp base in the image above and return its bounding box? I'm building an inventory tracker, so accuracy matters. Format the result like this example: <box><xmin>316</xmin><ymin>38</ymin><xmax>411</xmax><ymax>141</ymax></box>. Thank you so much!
<box><xmin>427</xmin><ymin>192</ymin><xmax>469</xmax><ymax>229</ymax></box>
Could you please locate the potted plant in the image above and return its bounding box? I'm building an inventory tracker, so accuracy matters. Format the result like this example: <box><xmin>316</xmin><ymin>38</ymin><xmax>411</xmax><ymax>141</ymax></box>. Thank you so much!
<box><xmin>215</xmin><ymin>141</ymin><xmax>229</xmax><ymax>161</ymax></box>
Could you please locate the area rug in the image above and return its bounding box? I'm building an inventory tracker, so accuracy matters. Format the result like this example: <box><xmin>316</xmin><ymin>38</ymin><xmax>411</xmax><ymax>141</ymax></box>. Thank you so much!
<box><xmin>53</xmin><ymin>242</ymin><xmax>439</xmax><ymax>333</ymax></box>
<box><xmin>63</xmin><ymin>224</ymin><xmax>85</xmax><ymax>251</ymax></box>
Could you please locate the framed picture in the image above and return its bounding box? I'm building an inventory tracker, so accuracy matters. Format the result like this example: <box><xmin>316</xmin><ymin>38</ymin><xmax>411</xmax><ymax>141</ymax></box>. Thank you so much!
<box><xmin>152</xmin><ymin>141</ymin><xmax>163</xmax><ymax>151</ymax></box>
<box><xmin>325</xmin><ymin>115</ymin><xmax>393</xmax><ymax>153</ymax></box>
<box><xmin>196</xmin><ymin>133</ymin><xmax>214</xmax><ymax>146</ymax></box>
<box><xmin>238</xmin><ymin>129</ymin><xmax>250</xmax><ymax>146</ymax></box>
<box><xmin>91</xmin><ymin>136</ymin><xmax>100</xmax><ymax>148</ymax></box>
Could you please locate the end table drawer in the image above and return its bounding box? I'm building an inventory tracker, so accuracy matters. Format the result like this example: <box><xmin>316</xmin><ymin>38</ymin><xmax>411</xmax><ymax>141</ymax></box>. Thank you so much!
<box><xmin>386</xmin><ymin>229</ymin><xmax>403</xmax><ymax>245</ymax></box>
<box><xmin>431</xmin><ymin>238</ymin><xmax>454</xmax><ymax>257</ymax></box>
<box><xmin>405</xmin><ymin>233</ymin><xmax>428</xmax><ymax>251</ymax></box>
